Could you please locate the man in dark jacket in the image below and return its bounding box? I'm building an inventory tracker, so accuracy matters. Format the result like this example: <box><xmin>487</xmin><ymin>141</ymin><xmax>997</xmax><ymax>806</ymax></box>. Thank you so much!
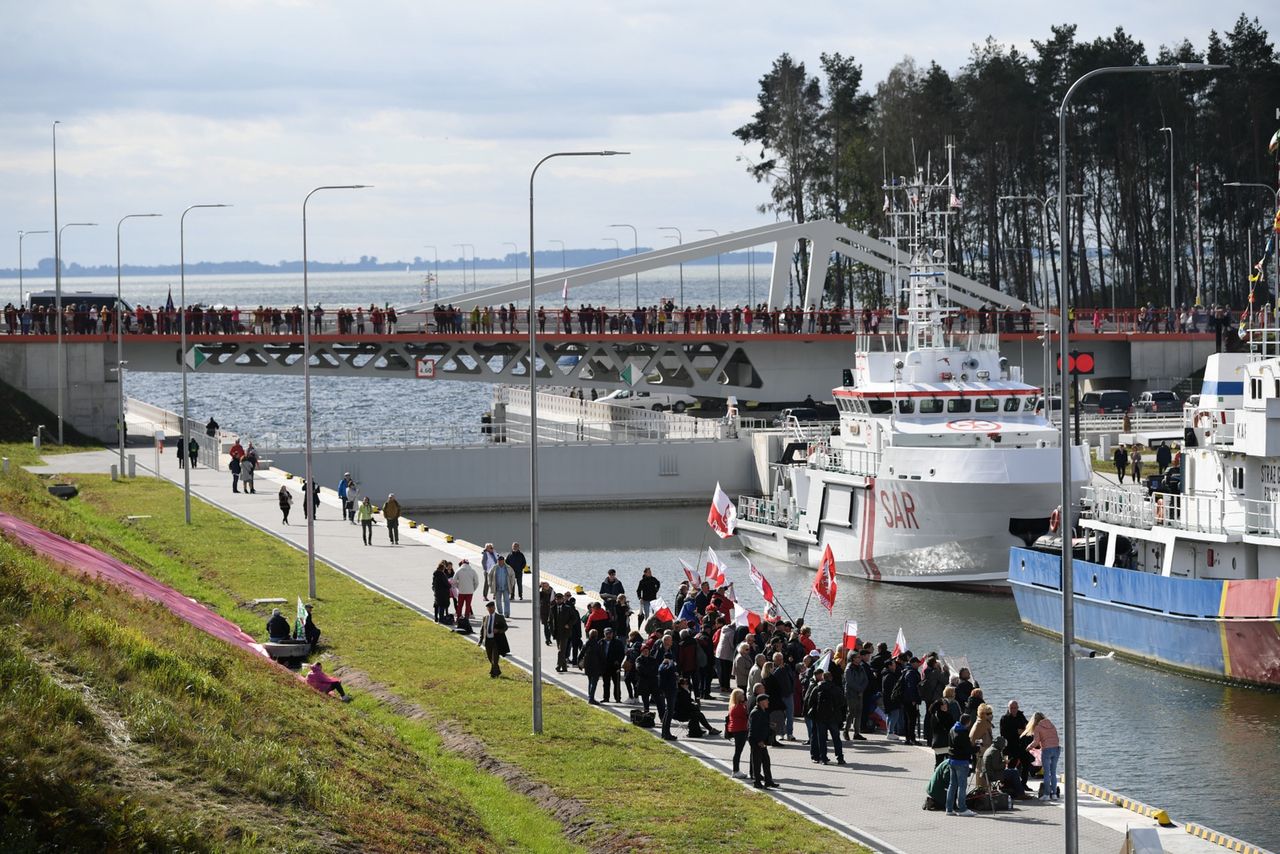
<box><xmin>843</xmin><ymin>649</ymin><xmax>869</xmax><ymax>740</ymax></box>
<box><xmin>266</xmin><ymin>608</ymin><xmax>291</xmax><ymax>642</ymax></box>
<box><xmin>947</xmin><ymin>714</ymin><xmax>976</xmax><ymax>816</ymax></box>
<box><xmin>505</xmin><ymin>543</ymin><xmax>526</xmax><ymax>600</ymax></box>
<box><xmin>602</xmin><ymin>628</ymin><xmax>625</xmax><ymax>703</ymax></box>
<box><xmin>550</xmin><ymin>594</ymin><xmax>577</xmax><ymax>672</ymax></box>
<box><xmin>999</xmin><ymin>700</ymin><xmax>1032</xmax><ymax>784</ymax></box>
<box><xmin>477</xmin><ymin>601</ymin><xmax>509</xmax><ymax>678</ymax></box>
<box><xmin>635</xmin><ymin>567</ymin><xmax>660</xmax><ymax>626</ymax></box>
<box><xmin>600</xmin><ymin>568</ymin><xmax>624</xmax><ymax>598</ymax></box>
<box><xmin>748</xmin><ymin>694</ymin><xmax>778</xmax><ymax>788</ymax></box>
<box><xmin>881</xmin><ymin>658</ymin><xmax>902</xmax><ymax>738</ymax></box>
<box><xmin>903</xmin><ymin>659</ymin><xmax>923</xmax><ymax>745</ymax></box>
<box><xmin>804</xmin><ymin>670</ymin><xmax>846</xmax><ymax>765</ymax></box>
<box><xmin>582</xmin><ymin>629</ymin><xmax>606</xmax><ymax>704</ymax></box>
<box><xmin>658</xmin><ymin>646</ymin><xmax>680</xmax><ymax>741</ymax></box>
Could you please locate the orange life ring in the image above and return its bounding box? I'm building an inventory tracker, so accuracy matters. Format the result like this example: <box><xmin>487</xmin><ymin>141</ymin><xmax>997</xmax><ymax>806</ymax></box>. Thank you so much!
<box><xmin>1049</xmin><ymin>507</ymin><xmax>1061</xmax><ymax>533</ymax></box>
<box><xmin>1193</xmin><ymin>410</ymin><xmax>1215</xmax><ymax>435</ymax></box>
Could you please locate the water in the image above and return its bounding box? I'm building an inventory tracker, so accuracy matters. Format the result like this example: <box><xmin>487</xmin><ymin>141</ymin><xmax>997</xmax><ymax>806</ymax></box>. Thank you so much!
<box><xmin>108</xmin><ymin>270</ymin><xmax>1280</xmax><ymax>848</ymax></box>
<box><xmin>427</xmin><ymin>505</ymin><xmax>1280</xmax><ymax>849</ymax></box>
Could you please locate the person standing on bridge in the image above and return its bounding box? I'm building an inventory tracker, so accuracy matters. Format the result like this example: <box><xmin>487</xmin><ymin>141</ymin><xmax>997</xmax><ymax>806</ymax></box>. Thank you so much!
<box><xmin>383</xmin><ymin>493</ymin><xmax>401</xmax><ymax>544</ymax></box>
<box><xmin>205</xmin><ymin>417</ymin><xmax>219</xmax><ymax>437</ymax></box>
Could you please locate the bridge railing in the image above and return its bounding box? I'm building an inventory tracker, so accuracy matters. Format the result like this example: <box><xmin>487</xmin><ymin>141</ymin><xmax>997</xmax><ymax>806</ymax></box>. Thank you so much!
<box><xmin>738</xmin><ymin>495</ymin><xmax>798</xmax><ymax>530</ymax></box>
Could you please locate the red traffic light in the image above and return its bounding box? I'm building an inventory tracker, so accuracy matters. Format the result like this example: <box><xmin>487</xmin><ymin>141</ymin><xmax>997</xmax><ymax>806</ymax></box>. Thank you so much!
<box><xmin>1056</xmin><ymin>352</ymin><xmax>1095</xmax><ymax>374</ymax></box>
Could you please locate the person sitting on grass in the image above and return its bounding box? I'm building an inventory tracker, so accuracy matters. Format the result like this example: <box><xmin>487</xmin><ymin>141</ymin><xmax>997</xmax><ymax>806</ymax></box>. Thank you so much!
<box><xmin>266</xmin><ymin>608</ymin><xmax>291</xmax><ymax>642</ymax></box>
<box><xmin>306</xmin><ymin>660</ymin><xmax>351</xmax><ymax>702</ymax></box>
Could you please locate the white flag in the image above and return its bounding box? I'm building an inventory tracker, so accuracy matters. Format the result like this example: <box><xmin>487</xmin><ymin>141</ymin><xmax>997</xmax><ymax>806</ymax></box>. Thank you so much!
<box><xmin>707</xmin><ymin>482</ymin><xmax>737</xmax><ymax>539</ymax></box>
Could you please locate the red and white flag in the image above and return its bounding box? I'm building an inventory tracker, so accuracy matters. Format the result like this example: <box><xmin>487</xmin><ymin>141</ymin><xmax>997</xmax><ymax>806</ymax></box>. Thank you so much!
<box><xmin>813</xmin><ymin>544</ymin><xmax>838</xmax><ymax>614</ymax></box>
<box><xmin>748</xmin><ymin>560</ymin><xmax>775</xmax><ymax>606</ymax></box>
<box><xmin>707</xmin><ymin>482</ymin><xmax>737</xmax><ymax>539</ymax></box>
<box><xmin>725</xmin><ymin>581</ymin><xmax>738</xmax><ymax>604</ymax></box>
<box><xmin>704</xmin><ymin>547</ymin><xmax>728</xmax><ymax>588</ymax></box>
<box><xmin>843</xmin><ymin>620</ymin><xmax>859</xmax><ymax>651</ymax></box>
<box><xmin>679</xmin><ymin>558</ymin><xmax>701</xmax><ymax>587</ymax></box>
<box><xmin>891</xmin><ymin>627</ymin><xmax>908</xmax><ymax>658</ymax></box>
<box><xmin>733</xmin><ymin>603</ymin><xmax>761</xmax><ymax>631</ymax></box>
<box><xmin>652</xmin><ymin>597</ymin><xmax>675</xmax><ymax>623</ymax></box>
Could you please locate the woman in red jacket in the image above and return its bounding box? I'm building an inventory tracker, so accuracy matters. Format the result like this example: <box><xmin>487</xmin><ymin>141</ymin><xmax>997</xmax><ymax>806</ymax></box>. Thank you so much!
<box><xmin>727</xmin><ymin>688</ymin><xmax>750</xmax><ymax>778</ymax></box>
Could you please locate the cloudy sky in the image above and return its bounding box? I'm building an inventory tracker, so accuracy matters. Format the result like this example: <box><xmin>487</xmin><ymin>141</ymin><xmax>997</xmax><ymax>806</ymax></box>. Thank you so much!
<box><xmin>0</xmin><ymin>1</ymin><xmax>1268</xmax><ymax>268</ymax></box>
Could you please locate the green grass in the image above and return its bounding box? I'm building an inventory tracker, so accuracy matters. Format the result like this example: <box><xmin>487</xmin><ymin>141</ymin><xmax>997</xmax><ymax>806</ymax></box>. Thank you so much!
<box><xmin>0</xmin><ymin>460</ymin><xmax>862</xmax><ymax>853</ymax></box>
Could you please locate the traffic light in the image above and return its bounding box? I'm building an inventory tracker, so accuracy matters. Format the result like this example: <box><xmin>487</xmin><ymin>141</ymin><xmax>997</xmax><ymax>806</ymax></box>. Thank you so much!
<box><xmin>1056</xmin><ymin>351</ymin><xmax>1095</xmax><ymax>374</ymax></box>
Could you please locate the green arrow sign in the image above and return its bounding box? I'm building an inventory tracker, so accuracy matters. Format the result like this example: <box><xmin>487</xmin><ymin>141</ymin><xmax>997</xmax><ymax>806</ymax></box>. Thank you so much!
<box><xmin>184</xmin><ymin>347</ymin><xmax>207</xmax><ymax>370</ymax></box>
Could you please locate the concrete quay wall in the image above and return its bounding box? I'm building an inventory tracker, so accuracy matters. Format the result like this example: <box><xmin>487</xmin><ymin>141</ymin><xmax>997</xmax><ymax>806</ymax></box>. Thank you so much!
<box><xmin>0</xmin><ymin>340</ymin><xmax>117</xmax><ymax>441</ymax></box>
<box><xmin>266</xmin><ymin>438</ymin><xmax>756</xmax><ymax>511</ymax></box>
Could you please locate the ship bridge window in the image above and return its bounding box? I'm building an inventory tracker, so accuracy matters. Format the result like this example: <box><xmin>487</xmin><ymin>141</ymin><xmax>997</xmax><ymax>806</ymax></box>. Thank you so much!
<box><xmin>867</xmin><ymin>399</ymin><xmax>893</xmax><ymax>415</ymax></box>
<box><xmin>975</xmin><ymin>398</ymin><xmax>999</xmax><ymax>413</ymax></box>
<box><xmin>919</xmin><ymin>398</ymin><xmax>944</xmax><ymax>414</ymax></box>
<box><xmin>897</xmin><ymin>399</ymin><xmax>915</xmax><ymax>414</ymax></box>
<box><xmin>1004</xmin><ymin>397</ymin><xmax>1021</xmax><ymax>412</ymax></box>
<box><xmin>1024</xmin><ymin>397</ymin><xmax>1037</xmax><ymax>411</ymax></box>
<box><xmin>1231</xmin><ymin>466</ymin><xmax>1244</xmax><ymax>491</ymax></box>
<box><xmin>1250</xmin><ymin>377</ymin><xmax>1262</xmax><ymax>399</ymax></box>
<box><xmin>946</xmin><ymin>398</ymin><xmax>973</xmax><ymax>413</ymax></box>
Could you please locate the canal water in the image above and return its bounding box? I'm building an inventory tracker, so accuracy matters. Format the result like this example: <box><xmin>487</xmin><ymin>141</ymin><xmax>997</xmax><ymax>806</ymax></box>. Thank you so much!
<box><xmin>89</xmin><ymin>270</ymin><xmax>1280</xmax><ymax>848</ymax></box>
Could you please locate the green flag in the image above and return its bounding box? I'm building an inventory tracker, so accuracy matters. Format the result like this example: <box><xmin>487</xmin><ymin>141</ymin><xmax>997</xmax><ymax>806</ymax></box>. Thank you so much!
<box><xmin>295</xmin><ymin>597</ymin><xmax>307</xmax><ymax>640</ymax></box>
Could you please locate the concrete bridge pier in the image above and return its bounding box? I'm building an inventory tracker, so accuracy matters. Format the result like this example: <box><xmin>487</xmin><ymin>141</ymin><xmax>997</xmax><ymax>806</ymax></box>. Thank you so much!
<box><xmin>0</xmin><ymin>340</ymin><xmax>118</xmax><ymax>442</ymax></box>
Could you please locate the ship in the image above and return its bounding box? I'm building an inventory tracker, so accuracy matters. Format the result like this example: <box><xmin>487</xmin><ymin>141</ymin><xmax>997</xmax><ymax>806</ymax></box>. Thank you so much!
<box><xmin>1010</xmin><ymin>350</ymin><xmax>1280</xmax><ymax>687</ymax></box>
<box><xmin>735</xmin><ymin>164</ymin><xmax>1090</xmax><ymax>589</ymax></box>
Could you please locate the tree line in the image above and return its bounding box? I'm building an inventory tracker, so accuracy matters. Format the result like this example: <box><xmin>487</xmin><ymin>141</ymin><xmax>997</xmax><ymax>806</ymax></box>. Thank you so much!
<box><xmin>734</xmin><ymin>15</ymin><xmax>1280</xmax><ymax>313</ymax></box>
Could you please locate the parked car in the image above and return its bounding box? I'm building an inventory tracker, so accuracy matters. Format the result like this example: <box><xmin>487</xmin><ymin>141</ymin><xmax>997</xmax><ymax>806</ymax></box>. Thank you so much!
<box><xmin>1136</xmin><ymin>390</ymin><xmax>1181</xmax><ymax>413</ymax></box>
<box><xmin>773</xmin><ymin>405</ymin><xmax>838</xmax><ymax>427</ymax></box>
<box><xmin>597</xmin><ymin>389</ymin><xmax>699</xmax><ymax>412</ymax></box>
<box><xmin>1079</xmin><ymin>390</ymin><xmax>1133</xmax><ymax>415</ymax></box>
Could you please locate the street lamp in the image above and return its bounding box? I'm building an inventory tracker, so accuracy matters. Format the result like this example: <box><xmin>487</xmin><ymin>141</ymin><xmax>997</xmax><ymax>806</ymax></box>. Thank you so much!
<box><xmin>116</xmin><ymin>213</ymin><xmax>162</xmax><ymax>474</ymax></box>
<box><xmin>55</xmin><ymin>221</ymin><xmax>96</xmax><ymax>443</ymax></box>
<box><xmin>1223</xmin><ymin>182</ymin><xmax>1280</xmax><ymax>300</ymax></box>
<box><xmin>17</xmin><ymin>229</ymin><xmax>49</xmax><ymax>310</ymax></box>
<box><xmin>302</xmin><ymin>185</ymin><xmax>370</xmax><ymax>597</ymax></box>
<box><xmin>602</xmin><ymin>236</ymin><xmax>621</xmax><ymax>306</ymax></box>
<box><xmin>698</xmin><ymin>228</ymin><xmax>721</xmax><ymax>305</ymax></box>
<box><xmin>658</xmin><ymin>226</ymin><xmax>683</xmax><ymax>306</ymax></box>
<box><xmin>1159</xmin><ymin>127</ymin><xmax>1176</xmax><ymax>310</ymax></box>
<box><xmin>1057</xmin><ymin>60</ymin><xmax>1224</xmax><ymax>853</ymax></box>
<box><xmin>452</xmin><ymin>244</ymin><xmax>471</xmax><ymax>292</ymax></box>
<box><xmin>504</xmin><ymin>242</ymin><xmax>520</xmax><ymax>285</ymax></box>
<box><xmin>51</xmin><ymin>121</ymin><xmax>63</xmax><ymax>443</ymax></box>
<box><xmin>529</xmin><ymin>150</ymin><xmax>628</xmax><ymax>734</ymax></box>
<box><xmin>424</xmin><ymin>245</ymin><xmax>439</xmax><ymax>300</ymax></box>
<box><xmin>610</xmin><ymin>223</ymin><xmax>639</xmax><ymax>304</ymax></box>
<box><xmin>180</xmin><ymin>204</ymin><xmax>229</xmax><ymax>524</ymax></box>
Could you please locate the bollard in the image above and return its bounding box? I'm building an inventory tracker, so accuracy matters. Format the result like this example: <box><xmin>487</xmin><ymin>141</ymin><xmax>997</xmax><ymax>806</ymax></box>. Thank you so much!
<box><xmin>2</xmin><ymin>457</ymin><xmax>9</xmax><ymax>475</ymax></box>
<box><xmin>128</xmin><ymin>454</ymin><xmax>137</xmax><ymax>478</ymax></box>
<box><xmin>33</xmin><ymin>434</ymin><xmax>41</xmax><ymax>451</ymax></box>
<box><xmin>111</xmin><ymin>464</ymin><xmax>119</xmax><ymax>482</ymax></box>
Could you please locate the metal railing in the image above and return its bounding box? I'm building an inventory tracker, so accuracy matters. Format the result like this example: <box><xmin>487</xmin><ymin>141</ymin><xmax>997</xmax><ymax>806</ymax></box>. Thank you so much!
<box><xmin>1084</xmin><ymin>485</ymin><xmax>1244</xmax><ymax>536</ymax></box>
<box><xmin>810</xmin><ymin>444</ymin><xmax>880</xmax><ymax>477</ymax></box>
<box><xmin>738</xmin><ymin>495</ymin><xmax>799</xmax><ymax>530</ymax></box>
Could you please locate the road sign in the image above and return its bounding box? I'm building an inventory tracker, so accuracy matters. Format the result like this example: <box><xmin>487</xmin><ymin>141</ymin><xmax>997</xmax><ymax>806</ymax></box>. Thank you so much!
<box><xmin>415</xmin><ymin>356</ymin><xmax>437</xmax><ymax>379</ymax></box>
<box><xmin>183</xmin><ymin>346</ymin><xmax>207</xmax><ymax>370</ymax></box>
<box><xmin>620</xmin><ymin>363</ymin><xmax>644</xmax><ymax>386</ymax></box>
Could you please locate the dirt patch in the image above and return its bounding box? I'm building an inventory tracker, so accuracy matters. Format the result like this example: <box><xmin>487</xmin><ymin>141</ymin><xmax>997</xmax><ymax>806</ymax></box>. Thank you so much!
<box><xmin>331</xmin><ymin>662</ymin><xmax>647</xmax><ymax>854</ymax></box>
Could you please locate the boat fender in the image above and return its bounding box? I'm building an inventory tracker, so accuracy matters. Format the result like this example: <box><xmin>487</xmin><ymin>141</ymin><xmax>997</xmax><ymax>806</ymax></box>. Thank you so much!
<box><xmin>1049</xmin><ymin>507</ymin><xmax>1060</xmax><ymax>533</ymax></box>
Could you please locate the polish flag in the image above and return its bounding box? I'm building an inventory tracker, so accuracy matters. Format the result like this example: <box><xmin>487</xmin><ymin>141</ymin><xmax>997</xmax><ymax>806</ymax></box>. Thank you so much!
<box><xmin>733</xmin><ymin>603</ymin><xmax>761</xmax><ymax>631</ymax></box>
<box><xmin>707</xmin><ymin>483</ymin><xmax>737</xmax><ymax>539</ymax></box>
<box><xmin>725</xmin><ymin>581</ymin><xmax>738</xmax><ymax>604</ymax></box>
<box><xmin>679</xmin><ymin>558</ymin><xmax>701</xmax><ymax>587</ymax></box>
<box><xmin>813</xmin><ymin>544</ymin><xmax>838</xmax><ymax>614</ymax></box>
<box><xmin>704</xmin><ymin>547</ymin><xmax>728</xmax><ymax>588</ymax></box>
<box><xmin>843</xmin><ymin>620</ymin><xmax>859</xmax><ymax>651</ymax></box>
<box><xmin>748</xmin><ymin>561</ymin><xmax>775</xmax><ymax>606</ymax></box>
<box><xmin>891</xmin><ymin>627</ymin><xmax>908</xmax><ymax>658</ymax></box>
<box><xmin>652</xmin><ymin>597</ymin><xmax>675</xmax><ymax>623</ymax></box>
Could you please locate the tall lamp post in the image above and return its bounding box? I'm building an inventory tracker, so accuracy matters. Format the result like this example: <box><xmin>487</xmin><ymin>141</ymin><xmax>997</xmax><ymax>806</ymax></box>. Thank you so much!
<box><xmin>179</xmin><ymin>204</ymin><xmax>229</xmax><ymax>524</ymax></box>
<box><xmin>52</xmin><ymin>121</ymin><xmax>64</xmax><ymax>443</ymax></box>
<box><xmin>1223</xmin><ymin>182</ymin><xmax>1280</xmax><ymax>300</ymax></box>
<box><xmin>1058</xmin><ymin>61</ymin><xmax>1224</xmax><ymax>853</ymax></box>
<box><xmin>423</xmin><ymin>245</ymin><xmax>439</xmax><ymax>300</ymax></box>
<box><xmin>452</xmin><ymin>244</ymin><xmax>470</xmax><ymax>292</ymax></box>
<box><xmin>17</xmin><ymin>229</ymin><xmax>49</xmax><ymax>310</ymax></box>
<box><xmin>698</xmin><ymin>228</ymin><xmax>721</xmax><ymax>305</ymax></box>
<box><xmin>302</xmin><ymin>185</ymin><xmax>370</xmax><ymax>597</ymax></box>
<box><xmin>55</xmin><ymin>222</ymin><xmax>97</xmax><ymax>442</ymax></box>
<box><xmin>116</xmin><ymin>213</ymin><xmax>162</xmax><ymax>473</ymax></box>
<box><xmin>529</xmin><ymin>150</ymin><xmax>628</xmax><ymax>734</ymax></box>
<box><xmin>658</xmin><ymin>226</ymin><xmax>683</xmax><ymax>306</ymax></box>
<box><xmin>1159</xmin><ymin>127</ymin><xmax>1177</xmax><ymax>310</ymax></box>
<box><xmin>602</xmin><ymin>236</ymin><xmax>621</xmax><ymax>306</ymax></box>
<box><xmin>610</xmin><ymin>223</ymin><xmax>639</xmax><ymax>304</ymax></box>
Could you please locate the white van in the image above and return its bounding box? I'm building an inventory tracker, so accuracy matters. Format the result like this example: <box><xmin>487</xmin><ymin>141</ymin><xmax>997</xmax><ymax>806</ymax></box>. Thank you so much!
<box><xmin>597</xmin><ymin>389</ymin><xmax>699</xmax><ymax>412</ymax></box>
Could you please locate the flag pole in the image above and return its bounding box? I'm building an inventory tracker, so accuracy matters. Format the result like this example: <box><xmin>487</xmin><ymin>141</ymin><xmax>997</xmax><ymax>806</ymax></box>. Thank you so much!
<box><xmin>737</xmin><ymin>549</ymin><xmax>799</xmax><ymax>625</ymax></box>
<box><xmin>799</xmin><ymin>590</ymin><xmax>814</xmax><ymax>624</ymax></box>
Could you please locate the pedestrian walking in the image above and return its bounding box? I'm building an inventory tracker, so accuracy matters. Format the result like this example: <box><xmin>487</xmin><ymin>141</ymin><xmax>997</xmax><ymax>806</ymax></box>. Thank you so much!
<box><xmin>485</xmin><ymin>555</ymin><xmax>514</xmax><ymax>617</ymax></box>
<box><xmin>357</xmin><ymin>496</ymin><xmax>374</xmax><ymax>545</ymax></box>
<box><xmin>727</xmin><ymin>688</ymin><xmax>750</xmax><ymax>778</ymax></box>
<box><xmin>241</xmin><ymin>453</ymin><xmax>256</xmax><ymax>493</ymax></box>
<box><xmin>506</xmin><ymin>542</ymin><xmax>526</xmax><ymax>599</ymax></box>
<box><xmin>187</xmin><ymin>437</ymin><xmax>199</xmax><ymax>469</ymax></box>
<box><xmin>228</xmin><ymin>453</ymin><xmax>241</xmax><ymax>493</ymax></box>
<box><xmin>1113</xmin><ymin>444</ymin><xmax>1129</xmax><ymax>483</ymax></box>
<box><xmin>454</xmin><ymin>559</ymin><xmax>478</xmax><ymax>619</ymax></box>
<box><xmin>1131</xmin><ymin>447</ymin><xmax>1143</xmax><ymax>484</ymax></box>
<box><xmin>383</xmin><ymin>493</ymin><xmax>401</xmax><ymax>544</ymax></box>
<box><xmin>477</xmin><ymin>601</ymin><xmax>509</xmax><ymax>678</ymax></box>
<box><xmin>749</xmin><ymin>694</ymin><xmax>778</xmax><ymax>789</ymax></box>
<box><xmin>278</xmin><ymin>484</ymin><xmax>293</xmax><ymax>525</ymax></box>
<box><xmin>636</xmin><ymin>567</ymin><xmax>660</xmax><ymax>626</ymax></box>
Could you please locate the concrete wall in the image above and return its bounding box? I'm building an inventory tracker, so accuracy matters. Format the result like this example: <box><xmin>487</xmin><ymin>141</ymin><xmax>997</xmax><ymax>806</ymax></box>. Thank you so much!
<box><xmin>0</xmin><ymin>341</ymin><xmax>117</xmax><ymax>441</ymax></box>
<box><xmin>266</xmin><ymin>438</ymin><xmax>757</xmax><ymax>511</ymax></box>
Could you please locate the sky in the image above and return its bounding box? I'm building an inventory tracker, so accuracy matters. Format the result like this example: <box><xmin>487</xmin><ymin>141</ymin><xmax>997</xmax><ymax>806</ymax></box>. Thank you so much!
<box><xmin>0</xmin><ymin>1</ymin><xmax>1270</xmax><ymax>268</ymax></box>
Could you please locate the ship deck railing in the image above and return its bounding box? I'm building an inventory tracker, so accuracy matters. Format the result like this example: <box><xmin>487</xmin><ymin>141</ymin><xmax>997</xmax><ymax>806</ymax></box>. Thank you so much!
<box><xmin>1084</xmin><ymin>485</ymin><xmax>1246</xmax><ymax>537</ymax></box>
<box><xmin>738</xmin><ymin>495</ymin><xmax>800</xmax><ymax>530</ymax></box>
<box><xmin>808</xmin><ymin>443</ymin><xmax>880</xmax><ymax>477</ymax></box>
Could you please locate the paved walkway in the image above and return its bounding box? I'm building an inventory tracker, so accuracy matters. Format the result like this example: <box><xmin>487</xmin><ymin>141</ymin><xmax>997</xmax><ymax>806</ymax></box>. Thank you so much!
<box><xmin>26</xmin><ymin>444</ymin><xmax>1243</xmax><ymax>854</ymax></box>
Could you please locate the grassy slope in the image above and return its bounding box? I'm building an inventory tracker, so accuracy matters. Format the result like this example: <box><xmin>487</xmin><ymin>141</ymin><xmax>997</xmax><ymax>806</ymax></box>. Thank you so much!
<box><xmin>0</xmin><ymin>450</ymin><xmax>860</xmax><ymax>853</ymax></box>
<box><xmin>0</xmin><ymin>456</ymin><xmax>575</xmax><ymax>853</ymax></box>
<box><xmin>0</xmin><ymin>377</ymin><xmax>96</xmax><ymax>448</ymax></box>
